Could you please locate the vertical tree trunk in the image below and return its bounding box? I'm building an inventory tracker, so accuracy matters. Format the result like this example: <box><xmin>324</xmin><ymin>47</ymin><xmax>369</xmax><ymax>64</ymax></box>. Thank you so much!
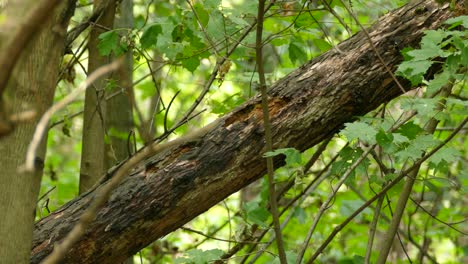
<box><xmin>105</xmin><ymin>0</ymin><xmax>134</xmax><ymax>170</ymax></box>
<box><xmin>0</xmin><ymin>1</ymin><xmax>74</xmax><ymax>262</ymax></box>
<box><xmin>106</xmin><ymin>1</ymin><xmax>135</xmax><ymax>263</ymax></box>
<box><xmin>79</xmin><ymin>0</ymin><xmax>116</xmax><ymax>193</ymax></box>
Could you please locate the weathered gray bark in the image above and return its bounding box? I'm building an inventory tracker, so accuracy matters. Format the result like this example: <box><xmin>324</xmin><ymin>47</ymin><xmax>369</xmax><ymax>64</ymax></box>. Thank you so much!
<box><xmin>0</xmin><ymin>1</ymin><xmax>74</xmax><ymax>262</ymax></box>
<box><xmin>31</xmin><ymin>1</ymin><xmax>456</xmax><ymax>262</ymax></box>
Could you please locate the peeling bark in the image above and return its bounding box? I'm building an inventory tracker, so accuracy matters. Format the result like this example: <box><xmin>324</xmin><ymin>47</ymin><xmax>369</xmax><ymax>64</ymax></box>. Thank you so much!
<box><xmin>31</xmin><ymin>1</ymin><xmax>457</xmax><ymax>262</ymax></box>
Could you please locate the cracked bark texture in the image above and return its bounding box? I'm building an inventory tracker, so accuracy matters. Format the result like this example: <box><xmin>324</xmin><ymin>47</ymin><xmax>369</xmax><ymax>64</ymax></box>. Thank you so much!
<box><xmin>31</xmin><ymin>1</ymin><xmax>458</xmax><ymax>262</ymax></box>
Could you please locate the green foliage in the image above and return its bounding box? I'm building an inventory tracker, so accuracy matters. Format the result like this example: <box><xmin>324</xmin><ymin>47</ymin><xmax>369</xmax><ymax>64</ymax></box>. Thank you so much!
<box><xmin>243</xmin><ymin>201</ymin><xmax>270</xmax><ymax>228</ymax></box>
<box><xmin>140</xmin><ymin>24</ymin><xmax>162</xmax><ymax>49</ymax></box>
<box><xmin>174</xmin><ymin>248</ymin><xmax>224</xmax><ymax>264</ymax></box>
<box><xmin>97</xmin><ymin>30</ymin><xmax>128</xmax><ymax>56</ymax></box>
<box><xmin>264</xmin><ymin>148</ymin><xmax>302</xmax><ymax>167</ymax></box>
<box><xmin>341</xmin><ymin>121</ymin><xmax>378</xmax><ymax>144</ymax></box>
<box><xmin>396</xmin><ymin>15</ymin><xmax>467</xmax><ymax>89</ymax></box>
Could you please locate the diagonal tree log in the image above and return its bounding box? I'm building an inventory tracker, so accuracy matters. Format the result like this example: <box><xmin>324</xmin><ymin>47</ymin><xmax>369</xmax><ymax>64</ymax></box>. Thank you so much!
<box><xmin>31</xmin><ymin>1</ymin><xmax>458</xmax><ymax>262</ymax></box>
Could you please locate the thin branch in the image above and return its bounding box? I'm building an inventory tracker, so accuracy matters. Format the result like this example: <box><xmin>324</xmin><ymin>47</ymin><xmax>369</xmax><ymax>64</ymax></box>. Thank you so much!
<box><xmin>321</xmin><ymin>0</ymin><xmax>353</xmax><ymax>36</ymax></box>
<box><xmin>410</xmin><ymin>197</ymin><xmax>467</xmax><ymax>235</ymax></box>
<box><xmin>238</xmin><ymin>141</ymin><xmax>340</xmax><ymax>263</ymax></box>
<box><xmin>185</xmin><ymin>0</ymin><xmax>220</xmax><ymax>57</ymax></box>
<box><xmin>65</xmin><ymin>0</ymin><xmax>109</xmax><ymax>48</ymax></box>
<box><xmin>365</xmin><ymin>190</ymin><xmax>384</xmax><ymax>264</ymax></box>
<box><xmin>256</xmin><ymin>0</ymin><xmax>287</xmax><ymax>263</ymax></box>
<box><xmin>297</xmin><ymin>145</ymin><xmax>374</xmax><ymax>264</ymax></box>
<box><xmin>181</xmin><ymin>227</ymin><xmax>265</xmax><ymax>244</ymax></box>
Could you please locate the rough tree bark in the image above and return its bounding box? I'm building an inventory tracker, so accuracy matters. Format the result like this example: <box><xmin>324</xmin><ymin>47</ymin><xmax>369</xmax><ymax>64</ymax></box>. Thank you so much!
<box><xmin>0</xmin><ymin>1</ymin><xmax>75</xmax><ymax>262</ymax></box>
<box><xmin>31</xmin><ymin>1</ymin><xmax>458</xmax><ymax>262</ymax></box>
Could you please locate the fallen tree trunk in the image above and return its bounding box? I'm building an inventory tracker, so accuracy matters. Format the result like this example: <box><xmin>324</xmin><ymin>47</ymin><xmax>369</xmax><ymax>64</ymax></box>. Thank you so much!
<box><xmin>31</xmin><ymin>1</ymin><xmax>457</xmax><ymax>262</ymax></box>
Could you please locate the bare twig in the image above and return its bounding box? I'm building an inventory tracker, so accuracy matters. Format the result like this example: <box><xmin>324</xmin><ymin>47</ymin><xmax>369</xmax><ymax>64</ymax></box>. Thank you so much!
<box><xmin>256</xmin><ymin>0</ymin><xmax>287</xmax><ymax>263</ymax></box>
<box><xmin>297</xmin><ymin>146</ymin><xmax>374</xmax><ymax>264</ymax></box>
<box><xmin>410</xmin><ymin>197</ymin><xmax>467</xmax><ymax>235</ymax></box>
<box><xmin>181</xmin><ymin>227</ymin><xmax>265</xmax><ymax>244</ymax></box>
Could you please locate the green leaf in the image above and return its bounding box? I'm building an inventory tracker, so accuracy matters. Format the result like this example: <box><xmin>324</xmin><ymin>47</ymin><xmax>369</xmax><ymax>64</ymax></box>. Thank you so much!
<box><xmin>270</xmin><ymin>38</ymin><xmax>289</xmax><ymax>46</ymax></box>
<box><xmin>204</xmin><ymin>0</ymin><xmax>221</xmax><ymax>9</ymax></box>
<box><xmin>396</xmin><ymin>122</ymin><xmax>423</xmax><ymax>140</ymax></box>
<box><xmin>407</xmin><ymin>46</ymin><xmax>449</xmax><ymax>60</ymax></box>
<box><xmin>341</xmin><ymin>122</ymin><xmax>378</xmax><ymax>144</ymax></box>
<box><xmin>395</xmin><ymin>134</ymin><xmax>439</xmax><ymax>161</ymax></box>
<box><xmin>163</xmin><ymin>42</ymin><xmax>184</xmax><ymax>61</ymax></box>
<box><xmin>446</xmin><ymin>98</ymin><xmax>468</xmax><ymax>116</ymax></box>
<box><xmin>98</xmin><ymin>31</ymin><xmax>120</xmax><ymax>56</ymax></box>
<box><xmin>175</xmin><ymin>249</ymin><xmax>224</xmax><ymax>264</ymax></box>
<box><xmin>376</xmin><ymin>129</ymin><xmax>393</xmax><ymax>150</ymax></box>
<box><xmin>244</xmin><ymin>201</ymin><xmax>270</xmax><ymax>227</ymax></box>
<box><xmin>427</xmin><ymin>69</ymin><xmax>451</xmax><ymax>94</ymax></box>
<box><xmin>392</xmin><ymin>133</ymin><xmax>410</xmax><ymax>144</ymax></box>
<box><xmin>401</xmin><ymin>97</ymin><xmax>440</xmax><ymax>117</ymax></box>
<box><xmin>313</xmin><ymin>38</ymin><xmax>332</xmax><ymax>52</ymax></box>
<box><xmin>193</xmin><ymin>3</ymin><xmax>209</xmax><ymax>27</ymax></box>
<box><xmin>181</xmin><ymin>55</ymin><xmax>200</xmax><ymax>73</ymax></box>
<box><xmin>206</xmin><ymin>10</ymin><xmax>224</xmax><ymax>39</ymax></box>
<box><xmin>228</xmin><ymin>15</ymin><xmax>250</xmax><ymax>27</ymax></box>
<box><xmin>294</xmin><ymin>13</ymin><xmax>314</xmax><ymax>28</ymax></box>
<box><xmin>263</xmin><ymin>148</ymin><xmax>302</xmax><ymax>166</ymax></box>
<box><xmin>420</xmin><ymin>30</ymin><xmax>448</xmax><ymax>49</ymax></box>
<box><xmin>428</xmin><ymin>146</ymin><xmax>460</xmax><ymax>164</ymax></box>
<box><xmin>289</xmin><ymin>42</ymin><xmax>306</xmax><ymax>64</ymax></box>
<box><xmin>444</xmin><ymin>15</ymin><xmax>468</xmax><ymax>29</ymax></box>
<box><xmin>140</xmin><ymin>24</ymin><xmax>162</xmax><ymax>49</ymax></box>
<box><xmin>396</xmin><ymin>59</ymin><xmax>432</xmax><ymax>85</ymax></box>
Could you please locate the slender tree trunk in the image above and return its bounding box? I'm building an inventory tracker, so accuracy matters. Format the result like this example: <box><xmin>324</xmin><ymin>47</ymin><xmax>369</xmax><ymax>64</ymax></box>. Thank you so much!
<box><xmin>0</xmin><ymin>1</ymin><xmax>74</xmax><ymax>262</ymax></box>
<box><xmin>79</xmin><ymin>0</ymin><xmax>116</xmax><ymax>193</ymax></box>
<box><xmin>105</xmin><ymin>0</ymin><xmax>134</xmax><ymax>170</ymax></box>
<box><xmin>106</xmin><ymin>1</ymin><xmax>135</xmax><ymax>263</ymax></box>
